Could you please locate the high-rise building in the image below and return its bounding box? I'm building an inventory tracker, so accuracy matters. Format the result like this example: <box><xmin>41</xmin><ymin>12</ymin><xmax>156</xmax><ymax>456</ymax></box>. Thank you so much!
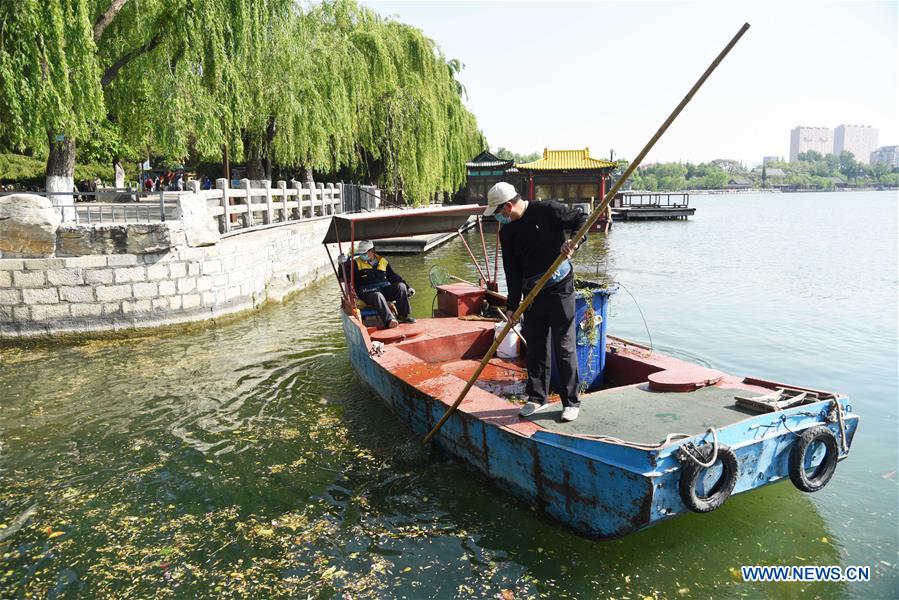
<box><xmin>834</xmin><ymin>125</ymin><xmax>879</xmax><ymax>164</ymax></box>
<box><xmin>870</xmin><ymin>146</ymin><xmax>899</xmax><ymax>169</ymax></box>
<box><xmin>789</xmin><ymin>127</ymin><xmax>833</xmax><ymax>161</ymax></box>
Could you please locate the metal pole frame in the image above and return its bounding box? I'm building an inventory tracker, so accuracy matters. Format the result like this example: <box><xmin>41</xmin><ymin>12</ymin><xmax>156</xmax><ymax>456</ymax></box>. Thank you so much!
<box><xmin>456</xmin><ymin>230</ymin><xmax>488</xmax><ymax>283</ymax></box>
<box><xmin>477</xmin><ymin>216</ymin><xmax>491</xmax><ymax>282</ymax></box>
<box><xmin>493</xmin><ymin>226</ymin><xmax>501</xmax><ymax>289</ymax></box>
<box><xmin>325</xmin><ymin>244</ymin><xmax>349</xmax><ymax>304</ymax></box>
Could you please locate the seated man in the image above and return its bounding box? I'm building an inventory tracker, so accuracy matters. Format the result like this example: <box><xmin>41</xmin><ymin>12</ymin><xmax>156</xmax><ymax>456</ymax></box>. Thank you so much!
<box><xmin>346</xmin><ymin>240</ymin><xmax>416</xmax><ymax>329</ymax></box>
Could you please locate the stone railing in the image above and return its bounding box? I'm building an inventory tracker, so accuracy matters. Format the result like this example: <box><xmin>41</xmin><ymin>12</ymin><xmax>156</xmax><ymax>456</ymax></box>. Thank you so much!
<box><xmin>205</xmin><ymin>178</ymin><xmax>342</xmax><ymax>235</ymax></box>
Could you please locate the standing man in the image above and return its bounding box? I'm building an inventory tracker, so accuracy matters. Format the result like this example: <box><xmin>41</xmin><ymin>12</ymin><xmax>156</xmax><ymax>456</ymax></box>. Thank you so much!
<box><xmin>484</xmin><ymin>182</ymin><xmax>587</xmax><ymax>422</ymax></box>
<box><xmin>342</xmin><ymin>240</ymin><xmax>416</xmax><ymax>329</ymax></box>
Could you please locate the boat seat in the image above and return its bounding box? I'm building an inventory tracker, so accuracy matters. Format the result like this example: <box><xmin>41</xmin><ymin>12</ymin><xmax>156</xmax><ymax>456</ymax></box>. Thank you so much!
<box><xmin>356</xmin><ymin>298</ymin><xmax>397</xmax><ymax>326</ymax></box>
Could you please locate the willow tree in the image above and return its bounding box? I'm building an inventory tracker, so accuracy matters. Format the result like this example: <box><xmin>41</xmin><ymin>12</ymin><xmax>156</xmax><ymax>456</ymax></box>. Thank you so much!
<box><xmin>1</xmin><ymin>0</ymin><xmax>482</xmax><ymax>207</ymax></box>
<box><xmin>0</xmin><ymin>0</ymin><xmax>290</xmax><ymax>205</ymax></box>
<box><xmin>342</xmin><ymin>6</ymin><xmax>484</xmax><ymax>202</ymax></box>
<box><xmin>241</xmin><ymin>0</ymin><xmax>483</xmax><ymax>203</ymax></box>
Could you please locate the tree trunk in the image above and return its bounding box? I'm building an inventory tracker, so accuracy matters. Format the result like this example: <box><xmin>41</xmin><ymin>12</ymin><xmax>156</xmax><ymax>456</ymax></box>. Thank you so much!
<box><xmin>223</xmin><ymin>144</ymin><xmax>230</xmax><ymax>181</ymax></box>
<box><xmin>46</xmin><ymin>132</ymin><xmax>76</xmax><ymax>222</ymax></box>
<box><xmin>243</xmin><ymin>131</ymin><xmax>264</xmax><ymax>181</ymax></box>
<box><xmin>263</xmin><ymin>116</ymin><xmax>276</xmax><ymax>182</ymax></box>
<box><xmin>302</xmin><ymin>167</ymin><xmax>314</xmax><ymax>185</ymax></box>
<box><xmin>246</xmin><ymin>157</ymin><xmax>265</xmax><ymax>181</ymax></box>
<box><xmin>113</xmin><ymin>158</ymin><xmax>125</xmax><ymax>188</ymax></box>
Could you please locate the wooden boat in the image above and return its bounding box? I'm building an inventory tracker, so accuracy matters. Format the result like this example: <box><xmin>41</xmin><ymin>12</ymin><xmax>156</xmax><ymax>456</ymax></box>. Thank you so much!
<box><xmin>323</xmin><ymin>207</ymin><xmax>859</xmax><ymax>539</ymax></box>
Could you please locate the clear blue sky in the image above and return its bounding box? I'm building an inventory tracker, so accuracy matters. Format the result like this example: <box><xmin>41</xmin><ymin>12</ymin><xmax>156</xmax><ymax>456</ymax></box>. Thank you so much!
<box><xmin>362</xmin><ymin>1</ymin><xmax>899</xmax><ymax>166</ymax></box>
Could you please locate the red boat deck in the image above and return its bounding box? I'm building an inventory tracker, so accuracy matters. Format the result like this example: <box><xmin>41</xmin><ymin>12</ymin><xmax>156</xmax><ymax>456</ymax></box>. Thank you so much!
<box><xmin>360</xmin><ymin>315</ymin><xmax>813</xmax><ymax>446</ymax></box>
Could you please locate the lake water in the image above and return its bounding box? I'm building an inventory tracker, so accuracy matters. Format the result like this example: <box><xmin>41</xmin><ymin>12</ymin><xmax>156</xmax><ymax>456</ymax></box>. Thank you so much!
<box><xmin>1</xmin><ymin>191</ymin><xmax>896</xmax><ymax>598</ymax></box>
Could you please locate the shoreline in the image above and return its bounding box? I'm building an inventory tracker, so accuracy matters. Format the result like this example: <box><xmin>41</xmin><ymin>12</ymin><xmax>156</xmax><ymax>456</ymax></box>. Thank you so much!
<box><xmin>627</xmin><ymin>187</ymin><xmax>897</xmax><ymax>195</ymax></box>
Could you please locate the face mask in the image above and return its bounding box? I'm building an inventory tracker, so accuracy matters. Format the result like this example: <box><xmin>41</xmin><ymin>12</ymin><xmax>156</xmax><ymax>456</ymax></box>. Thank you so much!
<box><xmin>495</xmin><ymin>213</ymin><xmax>511</xmax><ymax>225</ymax></box>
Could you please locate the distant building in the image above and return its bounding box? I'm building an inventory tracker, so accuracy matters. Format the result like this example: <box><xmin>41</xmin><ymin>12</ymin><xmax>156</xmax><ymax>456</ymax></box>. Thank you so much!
<box><xmin>789</xmin><ymin>126</ymin><xmax>833</xmax><ymax>162</ymax></box>
<box><xmin>515</xmin><ymin>148</ymin><xmax>617</xmax><ymax>204</ymax></box>
<box><xmin>762</xmin><ymin>156</ymin><xmax>781</xmax><ymax>166</ymax></box>
<box><xmin>752</xmin><ymin>167</ymin><xmax>785</xmax><ymax>179</ymax></box>
<box><xmin>870</xmin><ymin>145</ymin><xmax>899</xmax><ymax>169</ymax></box>
<box><xmin>727</xmin><ymin>178</ymin><xmax>752</xmax><ymax>190</ymax></box>
<box><xmin>463</xmin><ymin>150</ymin><xmax>517</xmax><ymax>203</ymax></box>
<box><xmin>834</xmin><ymin>125</ymin><xmax>879</xmax><ymax>164</ymax></box>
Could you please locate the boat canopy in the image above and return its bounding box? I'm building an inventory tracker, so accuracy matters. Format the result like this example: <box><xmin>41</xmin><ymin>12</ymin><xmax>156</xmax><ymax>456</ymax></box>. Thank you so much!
<box><xmin>321</xmin><ymin>205</ymin><xmax>485</xmax><ymax>244</ymax></box>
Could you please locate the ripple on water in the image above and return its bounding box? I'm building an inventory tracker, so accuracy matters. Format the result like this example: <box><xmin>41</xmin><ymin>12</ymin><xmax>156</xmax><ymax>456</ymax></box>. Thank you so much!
<box><xmin>1</xmin><ymin>194</ymin><xmax>897</xmax><ymax>597</ymax></box>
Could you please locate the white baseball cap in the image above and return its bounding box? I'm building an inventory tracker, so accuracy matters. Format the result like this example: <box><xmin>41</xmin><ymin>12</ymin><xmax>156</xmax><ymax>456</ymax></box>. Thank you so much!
<box><xmin>483</xmin><ymin>182</ymin><xmax>519</xmax><ymax>216</ymax></box>
<box><xmin>356</xmin><ymin>240</ymin><xmax>374</xmax><ymax>253</ymax></box>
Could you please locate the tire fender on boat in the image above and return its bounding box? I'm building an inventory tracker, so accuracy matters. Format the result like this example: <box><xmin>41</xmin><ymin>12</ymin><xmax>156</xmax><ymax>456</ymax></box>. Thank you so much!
<box><xmin>677</xmin><ymin>445</ymin><xmax>739</xmax><ymax>513</ymax></box>
<box><xmin>788</xmin><ymin>425</ymin><xmax>839</xmax><ymax>493</ymax></box>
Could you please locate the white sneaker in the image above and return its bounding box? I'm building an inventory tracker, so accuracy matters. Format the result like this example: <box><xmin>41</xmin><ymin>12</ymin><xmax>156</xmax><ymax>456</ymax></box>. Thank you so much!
<box><xmin>561</xmin><ymin>406</ymin><xmax>580</xmax><ymax>422</ymax></box>
<box><xmin>519</xmin><ymin>401</ymin><xmax>552</xmax><ymax>417</ymax></box>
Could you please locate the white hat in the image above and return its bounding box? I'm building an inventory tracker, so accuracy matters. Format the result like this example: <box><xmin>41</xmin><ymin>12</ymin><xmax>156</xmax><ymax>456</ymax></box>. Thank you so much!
<box><xmin>483</xmin><ymin>182</ymin><xmax>519</xmax><ymax>216</ymax></box>
<box><xmin>356</xmin><ymin>240</ymin><xmax>374</xmax><ymax>253</ymax></box>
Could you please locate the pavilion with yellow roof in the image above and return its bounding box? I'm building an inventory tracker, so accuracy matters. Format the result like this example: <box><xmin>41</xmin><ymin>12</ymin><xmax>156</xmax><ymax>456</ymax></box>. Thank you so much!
<box><xmin>515</xmin><ymin>147</ymin><xmax>618</xmax><ymax>204</ymax></box>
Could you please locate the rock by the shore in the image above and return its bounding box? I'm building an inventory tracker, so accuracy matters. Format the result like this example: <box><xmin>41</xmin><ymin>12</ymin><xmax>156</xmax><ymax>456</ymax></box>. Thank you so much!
<box><xmin>0</xmin><ymin>193</ymin><xmax>61</xmax><ymax>257</ymax></box>
<box><xmin>56</xmin><ymin>223</ymin><xmax>178</xmax><ymax>256</ymax></box>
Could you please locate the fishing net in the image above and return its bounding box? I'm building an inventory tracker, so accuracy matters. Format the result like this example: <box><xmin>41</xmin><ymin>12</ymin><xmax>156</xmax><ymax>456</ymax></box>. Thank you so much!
<box><xmin>428</xmin><ymin>265</ymin><xmax>450</xmax><ymax>288</ymax></box>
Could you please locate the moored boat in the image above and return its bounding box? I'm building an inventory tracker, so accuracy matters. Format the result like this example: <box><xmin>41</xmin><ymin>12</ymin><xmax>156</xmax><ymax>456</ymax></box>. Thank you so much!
<box><xmin>323</xmin><ymin>207</ymin><xmax>859</xmax><ymax>539</ymax></box>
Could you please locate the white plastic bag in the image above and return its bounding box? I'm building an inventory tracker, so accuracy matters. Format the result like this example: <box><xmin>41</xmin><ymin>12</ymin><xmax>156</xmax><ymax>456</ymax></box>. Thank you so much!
<box><xmin>495</xmin><ymin>321</ymin><xmax>522</xmax><ymax>359</ymax></box>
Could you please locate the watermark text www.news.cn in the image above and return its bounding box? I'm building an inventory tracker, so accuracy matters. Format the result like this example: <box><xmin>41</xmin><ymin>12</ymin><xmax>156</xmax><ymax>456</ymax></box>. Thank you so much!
<box><xmin>741</xmin><ymin>565</ymin><xmax>871</xmax><ymax>583</ymax></box>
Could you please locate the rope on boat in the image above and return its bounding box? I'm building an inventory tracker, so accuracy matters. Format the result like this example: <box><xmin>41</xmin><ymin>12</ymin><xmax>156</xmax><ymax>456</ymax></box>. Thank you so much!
<box><xmin>616</xmin><ymin>281</ymin><xmax>653</xmax><ymax>356</ymax></box>
<box><xmin>581</xmin><ymin>432</ymin><xmax>693</xmax><ymax>449</ymax></box>
<box><xmin>833</xmin><ymin>399</ymin><xmax>849</xmax><ymax>454</ymax></box>
<box><xmin>678</xmin><ymin>427</ymin><xmax>720</xmax><ymax>468</ymax></box>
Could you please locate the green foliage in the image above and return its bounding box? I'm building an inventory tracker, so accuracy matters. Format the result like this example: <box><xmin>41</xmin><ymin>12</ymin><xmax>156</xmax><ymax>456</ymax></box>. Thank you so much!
<box><xmin>631</xmin><ymin>161</ymin><xmax>726</xmax><ymax>191</ymax></box>
<box><xmin>1</xmin><ymin>0</ymin><xmax>481</xmax><ymax>201</ymax></box>
<box><xmin>0</xmin><ymin>0</ymin><xmax>105</xmax><ymax>153</ymax></box>
<box><xmin>0</xmin><ymin>152</ymin><xmax>136</xmax><ymax>185</ymax></box>
<box><xmin>838</xmin><ymin>151</ymin><xmax>862</xmax><ymax>180</ymax></box>
<box><xmin>709</xmin><ymin>159</ymin><xmax>746</xmax><ymax>176</ymax></box>
<box><xmin>0</xmin><ymin>153</ymin><xmax>45</xmax><ymax>182</ymax></box>
<box><xmin>796</xmin><ymin>150</ymin><xmax>824</xmax><ymax>162</ymax></box>
<box><xmin>494</xmin><ymin>147</ymin><xmax>541</xmax><ymax>164</ymax></box>
<box><xmin>628</xmin><ymin>154</ymin><xmax>897</xmax><ymax>191</ymax></box>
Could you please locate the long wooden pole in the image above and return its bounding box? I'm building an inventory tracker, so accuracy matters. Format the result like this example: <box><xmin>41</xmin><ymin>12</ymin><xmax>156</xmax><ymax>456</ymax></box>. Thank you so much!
<box><xmin>457</xmin><ymin>230</ymin><xmax>488</xmax><ymax>282</ymax></box>
<box><xmin>423</xmin><ymin>23</ymin><xmax>750</xmax><ymax>445</ymax></box>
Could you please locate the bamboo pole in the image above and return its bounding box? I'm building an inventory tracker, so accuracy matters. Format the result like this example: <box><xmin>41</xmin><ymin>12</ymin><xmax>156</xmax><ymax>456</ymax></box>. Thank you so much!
<box><xmin>422</xmin><ymin>23</ymin><xmax>751</xmax><ymax>445</ymax></box>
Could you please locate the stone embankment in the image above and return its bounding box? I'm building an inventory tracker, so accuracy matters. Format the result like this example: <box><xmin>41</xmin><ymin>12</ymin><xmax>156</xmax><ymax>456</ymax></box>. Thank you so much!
<box><xmin>0</xmin><ymin>181</ymin><xmax>357</xmax><ymax>339</ymax></box>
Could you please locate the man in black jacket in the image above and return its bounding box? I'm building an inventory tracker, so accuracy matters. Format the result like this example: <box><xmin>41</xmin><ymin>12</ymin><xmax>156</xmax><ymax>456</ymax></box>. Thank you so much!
<box><xmin>342</xmin><ymin>240</ymin><xmax>416</xmax><ymax>329</ymax></box>
<box><xmin>484</xmin><ymin>182</ymin><xmax>586</xmax><ymax>422</ymax></box>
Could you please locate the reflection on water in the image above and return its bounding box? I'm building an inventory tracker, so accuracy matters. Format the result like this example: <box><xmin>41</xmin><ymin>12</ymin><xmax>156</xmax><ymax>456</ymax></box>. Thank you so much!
<box><xmin>1</xmin><ymin>192</ymin><xmax>896</xmax><ymax>598</ymax></box>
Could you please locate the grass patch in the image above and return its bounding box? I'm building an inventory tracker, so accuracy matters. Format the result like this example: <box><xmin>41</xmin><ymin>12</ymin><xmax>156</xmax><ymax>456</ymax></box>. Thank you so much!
<box><xmin>0</xmin><ymin>153</ymin><xmax>138</xmax><ymax>187</ymax></box>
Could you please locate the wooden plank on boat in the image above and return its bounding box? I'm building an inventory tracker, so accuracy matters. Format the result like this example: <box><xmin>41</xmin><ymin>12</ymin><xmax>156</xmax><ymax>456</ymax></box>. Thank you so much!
<box><xmin>734</xmin><ymin>387</ymin><xmax>817</xmax><ymax>412</ymax></box>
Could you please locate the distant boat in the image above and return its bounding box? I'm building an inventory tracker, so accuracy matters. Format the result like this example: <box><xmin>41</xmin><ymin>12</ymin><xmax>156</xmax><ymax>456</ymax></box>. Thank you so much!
<box><xmin>322</xmin><ymin>207</ymin><xmax>859</xmax><ymax>538</ymax></box>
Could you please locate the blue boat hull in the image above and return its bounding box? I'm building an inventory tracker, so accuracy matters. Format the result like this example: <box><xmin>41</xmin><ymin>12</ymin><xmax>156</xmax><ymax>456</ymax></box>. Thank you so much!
<box><xmin>342</xmin><ymin>312</ymin><xmax>860</xmax><ymax>538</ymax></box>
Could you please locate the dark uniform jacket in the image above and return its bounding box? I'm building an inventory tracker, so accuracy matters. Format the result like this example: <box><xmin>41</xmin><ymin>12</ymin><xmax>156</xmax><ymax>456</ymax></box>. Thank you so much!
<box><xmin>499</xmin><ymin>200</ymin><xmax>587</xmax><ymax>311</ymax></box>
<box><xmin>351</xmin><ymin>254</ymin><xmax>405</xmax><ymax>294</ymax></box>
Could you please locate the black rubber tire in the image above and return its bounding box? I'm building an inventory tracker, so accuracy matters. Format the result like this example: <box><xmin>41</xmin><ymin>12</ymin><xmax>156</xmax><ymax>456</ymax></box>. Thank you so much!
<box><xmin>789</xmin><ymin>426</ymin><xmax>839</xmax><ymax>492</ymax></box>
<box><xmin>679</xmin><ymin>445</ymin><xmax>739</xmax><ymax>513</ymax></box>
